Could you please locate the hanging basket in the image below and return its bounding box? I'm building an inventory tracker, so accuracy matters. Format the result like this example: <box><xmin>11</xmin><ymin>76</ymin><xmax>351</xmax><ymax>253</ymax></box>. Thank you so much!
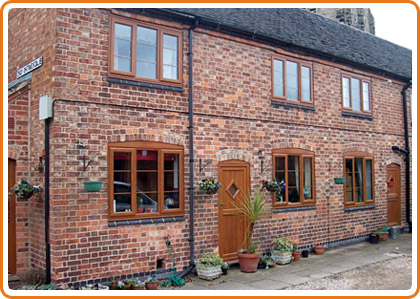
<box><xmin>334</xmin><ymin>177</ymin><xmax>346</xmax><ymax>184</ymax></box>
<box><xmin>16</xmin><ymin>190</ymin><xmax>34</xmax><ymax>200</ymax></box>
<box><xmin>83</xmin><ymin>181</ymin><xmax>102</xmax><ymax>192</ymax></box>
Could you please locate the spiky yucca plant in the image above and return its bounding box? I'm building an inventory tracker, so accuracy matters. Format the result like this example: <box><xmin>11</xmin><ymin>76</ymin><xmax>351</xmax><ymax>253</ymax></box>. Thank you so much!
<box><xmin>233</xmin><ymin>190</ymin><xmax>268</xmax><ymax>253</ymax></box>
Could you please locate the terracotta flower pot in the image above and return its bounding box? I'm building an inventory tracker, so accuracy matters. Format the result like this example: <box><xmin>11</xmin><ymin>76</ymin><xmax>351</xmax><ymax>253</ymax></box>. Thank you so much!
<box><xmin>237</xmin><ymin>252</ymin><xmax>260</xmax><ymax>273</ymax></box>
<box><xmin>292</xmin><ymin>251</ymin><xmax>301</xmax><ymax>262</ymax></box>
<box><xmin>314</xmin><ymin>245</ymin><xmax>325</xmax><ymax>255</ymax></box>
<box><xmin>377</xmin><ymin>232</ymin><xmax>389</xmax><ymax>241</ymax></box>
<box><xmin>145</xmin><ymin>281</ymin><xmax>159</xmax><ymax>290</ymax></box>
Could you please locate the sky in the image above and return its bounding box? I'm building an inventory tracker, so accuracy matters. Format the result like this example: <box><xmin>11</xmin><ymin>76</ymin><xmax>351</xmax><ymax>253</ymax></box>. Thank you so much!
<box><xmin>369</xmin><ymin>6</ymin><xmax>416</xmax><ymax>50</ymax></box>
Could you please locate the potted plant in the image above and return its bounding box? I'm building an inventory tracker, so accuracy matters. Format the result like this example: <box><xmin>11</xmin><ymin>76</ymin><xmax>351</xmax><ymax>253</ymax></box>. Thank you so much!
<box><xmin>291</xmin><ymin>243</ymin><xmax>301</xmax><ymax>262</ymax></box>
<box><xmin>221</xmin><ymin>262</ymin><xmax>229</xmax><ymax>275</ymax></box>
<box><xmin>199</xmin><ymin>178</ymin><xmax>222</xmax><ymax>195</ymax></box>
<box><xmin>334</xmin><ymin>177</ymin><xmax>346</xmax><ymax>184</ymax></box>
<box><xmin>83</xmin><ymin>181</ymin><xmax>102</xmax><ymax>192</ymax></box>
<box><xmin>314</xmin><ymin>244</ymin><xmax>325</xmax><ymax>255</ymax></box>
<box><xmin>234</xmin><ymin>190</ymin><xmax>268</xmax><ymax>273</ymax></box>
<box><xmin>145</xmin><ymin>275</ymin><xmax>159</xmax><ymax>290</ymax></box>
<box><xmin>10</xmin><ymin>179</ymin><xmax>41</xmax><ymax>199</ymax></box>
<box><xmin>196</xmin><ymin>253</ymin><xmax>223</xmax><ymax>281</ymax></box>
<box><xmin>271</xmin><ymin>236</ymin><xmax>293</xmax><ymax>265</ymax></box>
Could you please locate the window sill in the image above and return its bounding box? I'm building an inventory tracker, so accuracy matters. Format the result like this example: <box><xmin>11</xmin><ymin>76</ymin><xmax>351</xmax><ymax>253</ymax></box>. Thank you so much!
<box><xmin>271</xmin><ymin>100</ymin><xmax>316</xmax><ymax>111</ymax></box>
<box><xmin>273</xmin><ymin>205</ymin><xmax>316</xmax><ymax>213</ymax></box>
<box><xmin>344</xmin><ymin>204</ymin><xmax>376</xmax><ymax>212</ymax></box>
<box><xmin>108</xmin><ymin>77</ymin><xmax>184</xmax><ymax>93</ymax></box>
<box><xmin>341</xmin><ymin>111</ymin><xmax>373</xmax><ymax>120</ymax></box>
<box><xmin>108</xmin><ymin>216</ymin><xmax>185</xmax><ymax>227</ymax></box>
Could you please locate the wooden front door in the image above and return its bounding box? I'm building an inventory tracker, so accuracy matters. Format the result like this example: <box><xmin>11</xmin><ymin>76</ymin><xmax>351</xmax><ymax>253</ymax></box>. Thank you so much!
<box><xmin>8</xmin><ymin>158</ymin><xmax>16</xmax><ymax>275</ymax></box>
<box><xmin>218</xmin><ymin>160</ymin><xmax>250</xmax><ymax>261</ymax></box>
<box><xmin>387</xmin><ymin>164</ymin><xmax>401</xmax><ymax>226</ymax></box>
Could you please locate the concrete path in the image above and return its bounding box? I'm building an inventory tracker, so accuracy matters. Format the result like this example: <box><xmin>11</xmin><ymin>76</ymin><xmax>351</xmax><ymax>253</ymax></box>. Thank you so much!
<box><xmin>178</xmin><ymin>234</ymin><xmax>412</xmax><ymax>290</ymax></box>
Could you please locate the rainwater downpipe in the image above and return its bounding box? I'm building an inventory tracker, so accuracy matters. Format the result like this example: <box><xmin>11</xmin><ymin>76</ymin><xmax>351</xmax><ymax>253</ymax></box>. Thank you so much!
<box><xmin>188</xmin><ymin>18</ymin><xmax>199</xmax><ymax>269</ymax></box>
<box><xmin>44</xmin><ymin>117</ymin><xmax>51</xmax><ymax>284</ymax></box>
<box><xmin>402</xmin><ymin>81</ymin><xmax>412</xmax><ymax>233</ymax></box>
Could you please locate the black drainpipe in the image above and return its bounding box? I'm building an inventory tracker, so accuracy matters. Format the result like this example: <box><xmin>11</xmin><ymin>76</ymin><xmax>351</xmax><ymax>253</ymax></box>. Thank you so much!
<box><xmin>402</xmin><ymin>81</ymin><xmax>412</xmax><ymax>232</ymax></box>
<box><xmin>188</xmin><ymin>18</ymin><xmax>199</xmax><ymax>268</ymax></box>
<box><xmin>44</xmin><ymin>118</ymin><xmax>51</xmax><ymax>284</ymax></box>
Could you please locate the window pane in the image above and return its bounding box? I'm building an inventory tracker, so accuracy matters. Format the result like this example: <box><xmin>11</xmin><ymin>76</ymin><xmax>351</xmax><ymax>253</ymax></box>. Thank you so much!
<box><xmin>346</xmin><ymin>191</ymin><xmax>353</xmax><ymax>202</ymax></box>
<box><xmin>288</xmin><ymin>155</ymin><xmax>299</xmax><ymax>170</ymax></box>
<box><xmin>303</xmin><ymin>157</ymin><xmax>312</xmax><ymax>200</ymax></box>
<box><xmin>363</xmin><ymin>82</ymin><xmax>370</xmax><ymax>111</ymax></box>
<box><xmin>163</xmin><ymin>48</ymin><xmax>177</xmax><ymax>66</ymax></box>
<box><xmin>345</xmin><ymin>159</ymin><xmax>353</xmax><ymax>173</ymax></box>
<box><xmin>137</xmin><ymin>172</ymin><xmax>157</xmax><ymax>192</ymax></box>
<box><xmin>275</xmin><ymin>157</ymin><xmax>285</xmax><ymax>171</ymax></box>
<box><xmin>164</xmin><ymin>154</ymin><xmax>179</xmax><ymax>171</ymax></box>
<box><xmin>343</xmin><ymin>77</ymin><xmax>350</xmax><ymax>108</ymax></box>
<box><xmin>114</xmin><ymin>24</ymin><xmax>132</xmax><ymax>72</ymax></box>
<box><xmin>366</xmin><ymin>188</ymin><xmax>373</xmax><ymax>201</ymax></box>
<box><xmin>163</xmin><ymin>65</ymin><xmax>178</xmax><ymax>80</ymax></box>
<box><xmin>137</xmin><ymin>61</ymin><xmax>157</xmax><ymax>79</ymax></box>
<box><xmin>137</xmin><ymin>192</ymin><xmax>158</xmax><ymax>213</ymax></box>
<box><xmin>114</xmin><ymin>57</ymin><xmax>131</xmax><ymax>72</ymax></box>
<box><xmin>164</xmin><ymin>34</ymin><xmax>178</xmax><ymax>49</ymax></box>
<box><xmin>115</xmin><ymin>23</ymin><xmax>132</xmax><ymax>39</ymax></box>
<box><xmin>163</xmin><ymin>35</ymin><xmax>178</xmax><ymax>80</ymax></box>
<box><xmin>273</xmin><ymin>60</ymin><xmax>284</xmax><ymax>97</ymax></box>
<box><xmin>115</xmin><ymin>39</ymin><xmax>131</xmax><ymax>57</ymax></box>
<box><xmin>114</xmin><ymin>194</ymin><xmax>132</xmax><ymax>212</ymax></box>
<box><xmin>137</xmin><ymin>44</ymin><xmax>157</xmax><ymax>63</ymax></box>
<box><xmin>114</xmin><ymin>172</ymin><xmax>131</xmax><ymax>185</ymax></box>
<box><xmin>114</xmin><ymin>152</ymin><xmax>131</xmax><ymax>170</ymax></box>
<box><xmin>301</xmin><ymin>66</ymin><xmax>311</xmax><ymax>101</ymax></box>
<box><xmin>355</xmin><ymin>188</ymin><xmax>363</xmax><ymax>202</ymax></box>
<box><xmin>275</xmin><ymin>172</ymin><xmax>285</xmax><ymax>183</ymax></box>
<box><xmin>365</xmin><ymin>159</ymin><xmax>373</xmax><ymax>189</ymax></box>
<box><xmin>288</xmin><ymin>188</ymin><xmax>300</xmax><ymax>203</ymax></box>
<box><xmin>286</xmin><ymin>61</ymin><xmax>298</xmax><ymax>101</ymax></box>
<box><xmin>137</xmin><ymin>150</ymin><xmax>157</xmax><ymax>170</ymax></box>
<box><xmin>351</xmin><ymin>78</ymin><xmax>361</xmax><ymax>111</ymax></box>
<box><xmin>164</xmin><ymin>172</ymin><xmax>179</xmax><ymax>191</ymax></box>
<box><xmin>355</xmin><ymin>158</ymin><xmax>363</xmax><ymax>173</ymax></box>
<box><xmin>137</xmin><ymin>26</ymin><xmax>157</xmax><ymax>45</ymax></box>
<box><xmin>164</xmin><ymin>192</ymin><xmax>180</xmax><ymax>210</ymax></box>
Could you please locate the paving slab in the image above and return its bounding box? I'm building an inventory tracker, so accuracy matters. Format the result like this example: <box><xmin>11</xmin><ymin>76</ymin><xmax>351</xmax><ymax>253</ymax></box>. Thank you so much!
<box><xmin>246</xmin><ymin>278</ymin><xmax>290</xmax><ymax>290</ymax></box>
<box><xmin>268</xmin><ymin>273</ymin><xmax>312</xmax><ymax>285</ymax></box>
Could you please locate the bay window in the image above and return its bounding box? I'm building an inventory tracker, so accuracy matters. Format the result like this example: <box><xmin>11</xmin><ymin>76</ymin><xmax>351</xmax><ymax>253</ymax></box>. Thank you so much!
<box><xmin>108</xmin><ymin>142</ymin><xmax>184</xmax><ymax>220</ymax></box>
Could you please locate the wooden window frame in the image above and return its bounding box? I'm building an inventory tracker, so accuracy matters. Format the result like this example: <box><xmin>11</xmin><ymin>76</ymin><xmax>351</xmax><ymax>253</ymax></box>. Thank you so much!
<box><xmin>272</xmin><ymin>55</ymin><xmax>314</xmax><ymax>107</ymax></box>
<box><xmin>341</xmin><ymin>71</ymin><xmax>372</xmax><ymax>115</ymax></box>
<box><xmin>108</xmin><ymin>141</ymin><xmax>184</xmax><ymax>221</ymax></box>
<box><xmin>109</xmin><ymin>15</ymin><xmax>183</xmax><ymax>87</ymax></box>
<box><xmin>272</xmin><ymin>149</ymin><xmax>316</xmax><ymax>208</ymax></box>
<box><xmin>343</xmin><ymin>152</ymin><xmax>375</xmax><ymax>207</ymax></box>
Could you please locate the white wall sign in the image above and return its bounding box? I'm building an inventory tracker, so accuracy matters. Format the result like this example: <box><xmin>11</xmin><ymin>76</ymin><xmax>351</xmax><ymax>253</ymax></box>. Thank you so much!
<box><xmin>16</xmin><ymin>56</ymin><xmax>43</xmax><ymax>79</ymax></box>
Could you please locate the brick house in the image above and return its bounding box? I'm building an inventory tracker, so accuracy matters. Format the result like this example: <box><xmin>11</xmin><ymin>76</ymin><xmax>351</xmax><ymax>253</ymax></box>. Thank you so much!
<box><xmin>8</xmin><ymin>8</ymin><xmax>412</xmax><ymax>286</ymax></box>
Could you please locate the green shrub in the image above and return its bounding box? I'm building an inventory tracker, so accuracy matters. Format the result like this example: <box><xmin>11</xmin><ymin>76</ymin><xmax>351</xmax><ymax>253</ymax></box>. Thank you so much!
<box><xmin>199</xmin><ymin>253</ymin><xmax>223</xmax><ymax>266</ymax></box>
<box><xmin>273</xmin><ymin>236</ymin><xmax>293</xmax><ymax>252</ymax></box>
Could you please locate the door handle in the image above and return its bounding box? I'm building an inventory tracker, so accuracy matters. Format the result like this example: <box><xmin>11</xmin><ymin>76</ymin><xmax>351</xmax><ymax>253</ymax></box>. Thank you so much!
<box><xmin>220</xmin><ymin>201</ymin><xmax>223</xmax><ymax>209</ymax></box>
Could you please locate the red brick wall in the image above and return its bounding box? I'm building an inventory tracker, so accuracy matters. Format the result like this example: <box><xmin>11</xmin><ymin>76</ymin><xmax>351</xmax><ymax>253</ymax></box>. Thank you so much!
<box><xmin>8</xmin><ymin>86</ymin><xmax>31</xmax><ymax>274</ymax></box>
<box><xmin>8</xmin><ymin>8</ymin><xmax>411</xmax><ymax>285</ymax></box>
<box><xmin>8</xmin><ymin>8</ymin><xmax>57</xmax><ymax>273</ymax></box>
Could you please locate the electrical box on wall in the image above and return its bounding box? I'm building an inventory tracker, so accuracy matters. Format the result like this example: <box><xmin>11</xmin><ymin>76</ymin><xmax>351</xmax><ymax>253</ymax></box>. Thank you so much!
<box><xmin>39</xmin><ymin>96</ymin><xmax>53</xmax><ymax>120</ymax></box>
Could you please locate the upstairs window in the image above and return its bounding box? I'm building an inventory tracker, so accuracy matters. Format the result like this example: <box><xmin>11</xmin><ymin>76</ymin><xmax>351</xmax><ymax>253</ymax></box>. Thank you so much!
<box><xmin>272</xmin><ymin>149</ymin><xmax>315</xmax><ymax>207</ymax></box>
<box><xmin>342</xmin><ymin>73</ymin><xmax>371</xmax><ymax>114</ymax></box>
<box><xmin>272</xmin><ymin>56</ymin><xmax>313</xmax><ymax>105</ymax></box>
<box><xmin>110</xmin><ymin>16</ymin><xmax>182</xmax><ymax>86</ymax></box>
<box><xmin>344</xmin><ymin>152</ymin><xmax>374</xmax><ymax>206</ymax></box>
<box><xmin>108</xmin><ymin>141</ymin><xmax>184</xmax><ymax>220</ymax></box>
